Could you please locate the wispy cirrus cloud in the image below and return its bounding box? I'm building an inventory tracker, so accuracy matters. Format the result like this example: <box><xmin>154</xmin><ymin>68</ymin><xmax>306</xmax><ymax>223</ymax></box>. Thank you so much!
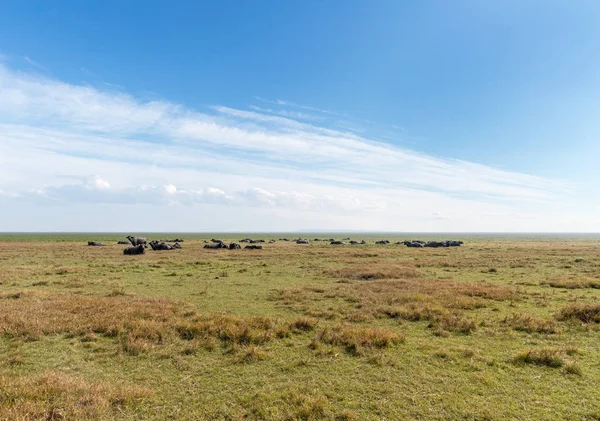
<box><xmin>0</xmin><ymin>61</ymin><xmax>576</xmax><ymax>231</ymax></box>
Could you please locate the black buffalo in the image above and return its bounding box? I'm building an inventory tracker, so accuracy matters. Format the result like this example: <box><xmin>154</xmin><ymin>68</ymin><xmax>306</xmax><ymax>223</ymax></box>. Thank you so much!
<box><xmin>296</xmin><ymin>239</ymin><xmax>309</xmax><ymax>244</ymax></box>
<box><xmin>375</xmin><ymin>240</ymin><xmax>390</xmax><ymax>245</ymax></box>
<box><xmin>123</xmin><ymin>244</ymin><xmax>145</xmax><ymax>255</ymax></box>
<box><xmin>149</xmin><ymin>240</ymin><xmax>173</xmax><ymax>251</ymax></box>
<box><xmin>117</xmin><ymin>241</ymin><xmax>130</xmax><ymax>245</ymax></box>
<box><xmin>172</xmin><ymin>242</ymin><xmax>182</xmax><ymax>249</ymax></box>
<box><xmin>204</xmin><ymin>243</ymin><xmax>227</xmax><ymax>249</ymax></box>
<box><xmin>229</xmin><ymin>242</ymin><xmax>241</xmax><ymax>249</ymax></box>
<box><xmin>245</xmin><ymin>245</ymin><xmax>263</xmax><ymax>250</ymax></box>
<box><xmin>127</xmin><ymin>236</ymin><xmax>147</xmax><ymax>246</ymax></box>
<box><xmin>87</xmin><ymin>241</ymin><xmax>104</xmax><ymax>246</ymax></box>
<box><xmin>330</xmin><ymin>240</ymin><xmax>346</xmax><ymax>245</ymax></box>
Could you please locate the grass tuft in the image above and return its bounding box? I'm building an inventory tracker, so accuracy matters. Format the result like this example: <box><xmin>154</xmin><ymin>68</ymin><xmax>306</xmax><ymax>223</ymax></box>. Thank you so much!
<box><xmin>557</xmin><ymin>303</ymin><xmax>600</xmax><ymax>323</ymax></box>
<box><xmin>503</xmin><ymin>313</ymin><xmax>559</xmax><ymax>334</ymax></box>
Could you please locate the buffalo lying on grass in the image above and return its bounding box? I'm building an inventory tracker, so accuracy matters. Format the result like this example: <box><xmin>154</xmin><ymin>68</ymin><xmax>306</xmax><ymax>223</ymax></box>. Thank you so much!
<box><xmin>296</xmin><ymin>239</ymin><xmax>310</xmax><ymax>244</ymax></box>
<box><xmin>330</xmin><ymin>241</ymin><xmax>346</xmax><ymax>245</ymax></box>
<box><xmin>123</xmin><ymin>244</ymin><xmax>145</xmax><ymax>255</ymax></box>
<box><xmin>375</xmin><ymin>240</ymin><xmax>390</xmax><ymax>245</ymax></box>
<box><xmin>87</xmin><ymin>241</ymin><xmax>104</xmax><ymax>246</ymax></box>
<box><xmin>117</xmin><ymin>241</ymin><xmax>130</xmax><ymax>245</ymax></box>
<box><xmin>127</xmin><ymin>236</ymin><xmax>147</xmax><ymax>246</ymax></box>
<box><xmin>229</xmin><ymin>243</ymin><xmax>241</xmax><ymax>249</ymax></box>
<box><xmin>204</xmin><ymin>242</ymin><xmax>227</xmax><ymax>249</ymax></box>
<box><xmin>245</xmin><ymin>245</ymin><xmax>263</xmax><ymax>250</ymax></box>
<box><xmin>160</xmin><ymin>238</ymin><xmax>184</xmax><ymax>243</ymax></box>
<box><xmin>149</xmin><ymin>240</ymin><xmax>179</xmax><ymax>251</ymax></box>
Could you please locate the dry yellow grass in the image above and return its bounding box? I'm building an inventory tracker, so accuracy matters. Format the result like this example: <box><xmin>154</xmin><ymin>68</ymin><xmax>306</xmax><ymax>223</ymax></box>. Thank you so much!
<box><xmin>0</xmin><ymin>372</ymin><xmax>151</xmax><ymax>420</ymax></box>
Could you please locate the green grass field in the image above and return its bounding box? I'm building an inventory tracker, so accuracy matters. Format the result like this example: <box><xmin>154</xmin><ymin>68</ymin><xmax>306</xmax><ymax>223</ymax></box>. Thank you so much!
<box><xmin>1</xmin><ymin>233</ymin><xmax>600</xmax><ymax>420</ymax></box>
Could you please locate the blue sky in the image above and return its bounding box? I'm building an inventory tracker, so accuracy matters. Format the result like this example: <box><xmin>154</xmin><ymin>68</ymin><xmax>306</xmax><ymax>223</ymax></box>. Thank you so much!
<box><xmin>0</xmin><ymin>1</ymin><xmax>599</xmax><ymax>232</ymax></box>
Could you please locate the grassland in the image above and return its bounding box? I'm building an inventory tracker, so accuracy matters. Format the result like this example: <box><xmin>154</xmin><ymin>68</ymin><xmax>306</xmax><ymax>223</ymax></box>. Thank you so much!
<box><xmin>1</xmin><ymin>233</ymin><xmax>600</xmax><ymax>420</ymax></box>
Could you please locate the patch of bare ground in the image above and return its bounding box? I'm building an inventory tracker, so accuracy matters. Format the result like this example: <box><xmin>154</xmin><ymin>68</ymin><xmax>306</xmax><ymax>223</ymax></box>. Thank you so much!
<box><xmin>0</xmin><ymin>371</ymin><xmax>151</xmax><ymax>420</ymax></box>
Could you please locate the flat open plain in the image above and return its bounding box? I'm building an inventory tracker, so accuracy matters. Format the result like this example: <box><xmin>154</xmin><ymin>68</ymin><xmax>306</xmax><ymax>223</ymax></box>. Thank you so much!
<box><xmin>1</xmin><ymin>233</ymin><xmax>600</xmax><ymax>420</ymax></box>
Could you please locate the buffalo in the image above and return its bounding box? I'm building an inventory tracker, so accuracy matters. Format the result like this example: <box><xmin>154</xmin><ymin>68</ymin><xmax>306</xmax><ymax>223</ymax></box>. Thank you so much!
<box><xmin>87</xmin><ymin>241</ymin><xmax>104</xmax><ymax>246</ymax></box>
<box><xmin>330</xmin><ymin>240</ymin><xmax>346</xmax><ymax>245</ymax></box>
<box><xmin>172</xmin><ymin>242</ymin><xmax>182</xmax><ymax>249</ymax></box>
<box><xmin>229</xmin><ymin>242</ymin><xmax>241</xmax><ymax>250</ymax></box>
<box><xmin>123</xmin><ymin>244</ymin><xmax>145</xmax><ymax>255</ymax></box>
<box><xmin>117</xmin><ymin>241</ymin><xmax>130</xmax><ymax>245</ymax></box>
<box><xmin>245</xmin><ymin>245</ymin><xmax>263</xmax><ymax>250</ymax></box>
<box><xmin>211</xmin><ymin>239</ymin><xmax>224</xmax><ymax>244</ymax></box>
<box><xmin>375</xmin><ymin>240</ymin><xmax>390</xmax><ymax>245</ymax></box>
<box><xmin>127</xmin><ymin>236</ymin><xmax>147</xmax><ymax>246</ymax></box>
<box><xmin>149</xmin><ymin>240</ymin><xmax>173</xmax><ymax>251</ymax></box>
<box><xmin>204</xmin><ymin>243</ymin><xmax>227</xmax><ymax>249</ymax></box>
<box><xmin>296</xmin><ymin>239</ymin><xmax>309</xmax><ymax>244</ymax></box>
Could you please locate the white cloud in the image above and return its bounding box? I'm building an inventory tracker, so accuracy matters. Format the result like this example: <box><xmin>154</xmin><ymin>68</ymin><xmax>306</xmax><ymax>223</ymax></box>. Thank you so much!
<box><xmin>0</xmin><ymin>62</ymin><xmax>587</xmax><ymax>232</ymax></box>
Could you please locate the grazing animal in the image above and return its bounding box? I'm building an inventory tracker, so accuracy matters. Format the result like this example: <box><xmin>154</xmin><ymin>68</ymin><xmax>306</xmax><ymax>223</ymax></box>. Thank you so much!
<box><xmin>229</xmin><ymin>242</ymin><xmax>241</xmax><ymax>249</ymax></box>
<box><xmin>172</xmin><ymin>243</ymin><xmax>182</xmax><ymax>249</ymax></box>
<box><xmin>123</xmin><ymin>244</ymin><xmax>145</xmax><ymax>255</ymax></box>
<box><xmin>87</xmin><ymin>241</ymin><xmax>104</xmax><ymax>246</ymax></box>
<box><xmin>127</xmin><ymin>236</ymin><xmax>147</xmax><ymax>246</ymax></box>
<box><xmin>149</xmin><ymin>240</ymin><xmax>173</xmax><ymax>251</ymax></box>
<box><xmin>117</xmin><ymin>241</ymin><xmax>130</xmax><ymax>245</ymax></box>
<box><xmin>330</xmin><ymin>241</ymin><xmax>346</xmax><ymax>245</ymax></box>
<box><xmin>375</xmin><ymin>240</ymin><xmax>390</xmax><ymax>245</ymax></box>
<box><xmin>204</xmin><ymin>243</ymin><xmax>227</xmax><ymax>249</ymax></box>
<box><xmin>279</xmin><ymin>238</ymin><xmax>289</xmax><ymax>241</ymax></box>
<box><xmin>296</xmin><ymin>239</ymin><xmax>309</xmax><ymax>244</ymax></box>
<box><xmin>245</xmin><ymin>245</ymin><xmax>263</xmax><ymax>250</ymax></box>
<box><xmin>240</xmin><ymin>238</ymin><xmax>252</xmax><ymax>243</ymax></box>
<box><xmin>269</xmin><ymin>240</ymin><xmax>275</xmax><ymax>244</ymax></box>
<box><xmin>405</xmin><ymin>241</ymin><xmax>423</xmax><ymax>248</ymax></box>
<box><xmin>211</xmin><ymin>239</ymin><xmax>224</xmax><ymax>244</ymax></box>
<box><xmin>349</xmin><ymin>240</ymin><xmax>359</xmax><ymax>244</ymax></box>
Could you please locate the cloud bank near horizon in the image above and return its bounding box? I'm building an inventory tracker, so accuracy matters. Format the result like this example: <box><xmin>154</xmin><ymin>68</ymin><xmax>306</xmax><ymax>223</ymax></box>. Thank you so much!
<box><xmin>0</xmin><ymin>62</ymin><xmax>587</xmax><ymax>232</ymax></box>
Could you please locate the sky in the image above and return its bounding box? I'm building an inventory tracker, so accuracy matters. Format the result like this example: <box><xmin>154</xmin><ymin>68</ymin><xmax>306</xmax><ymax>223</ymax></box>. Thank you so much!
<box><xmin>0</xmin><ymin>0</ymin><xmax>599</xmax><ymax>232</ymax></box>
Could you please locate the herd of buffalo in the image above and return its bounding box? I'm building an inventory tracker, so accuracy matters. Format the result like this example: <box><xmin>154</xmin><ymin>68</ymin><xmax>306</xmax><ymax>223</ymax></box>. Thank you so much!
<box><xmin>87</xmin><ymin>236</ymin><xmax>464</xmax><ymax>255</ymax></box>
